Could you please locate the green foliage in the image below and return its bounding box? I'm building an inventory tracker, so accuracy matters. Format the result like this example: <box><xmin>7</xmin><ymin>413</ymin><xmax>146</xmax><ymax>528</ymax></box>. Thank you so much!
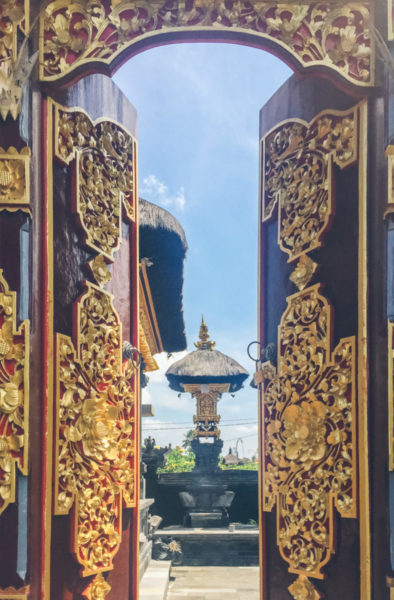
<box><xmin>182</xmin><ymin>429</ymin><xmax>194</xmax><ymax>452</ymax></box>
<box><xmin>157</xmin><ymin>447</ymin><xmax>195</xmax><ymax>473</ymax></box>
<box><xmin>220</xmin><ymin>461</ymin><xmax>258</xmax><ymax>471</ymax></box>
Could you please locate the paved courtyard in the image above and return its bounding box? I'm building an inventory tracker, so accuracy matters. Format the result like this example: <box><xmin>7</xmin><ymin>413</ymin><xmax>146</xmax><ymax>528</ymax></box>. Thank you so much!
<box><xmin>166</xmin><ymin>566</ymin><xmax>260</xmax><ymax>599</ymax></box>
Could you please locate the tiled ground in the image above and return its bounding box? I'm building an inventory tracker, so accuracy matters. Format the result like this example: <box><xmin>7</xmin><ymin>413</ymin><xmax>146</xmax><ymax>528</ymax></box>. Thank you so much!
<box><xmin>166</xmin><ymin>566</ymin><xmax>260</xmax><ymax>599</ymax></box>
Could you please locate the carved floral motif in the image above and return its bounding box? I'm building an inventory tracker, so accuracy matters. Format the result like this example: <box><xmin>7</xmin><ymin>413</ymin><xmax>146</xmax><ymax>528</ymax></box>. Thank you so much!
<box><xmin>262</xmin><ymin>108</ymin><xmax>358</xmax><ymax>262</ymax></box>
<box><xmin>40</xmin><ymin>1</ymin><xmax>373</xmax><ymax>85</ymax></box>
<box><xmin>55</xmin><ymin>283</ymin><xmax>136</xmax><ymax>575</ymax></box>
<box><xmin>0</xmin><ymin>269</ymin><xmax>29</xmax><ymax>515</ymax></box>
<box><xmin>0</xmin><ymin>0</ymin><xmax>29</xmax><ymax>119</ymax></box>
<box><xmin>288</xmin><ymin>575</ymin><xmax>323</xmax><ymax>600</ymax></box>
<box><xmin>289</xmin><ymin>255</ymin><xmax>318</xmax><ymax>291</ymax></box>
<box><xmin>54</xmin><ymin>104</ymin><xmax>136</xmax><ymax>260</ymax></box>
<box><xmin>262</xmin><ymin>284</ymin><xmax>356</xmax><ymax>578</ymax></box>
<box><xmin>88</xmin><ymin>254</ymin><xmax>112</xmax><ymax>288</ymax></box>
<box><xmin>82</xmin><ymin>574</ymin><xmax>111</xmax><ymax>600</ymax></box>
<box><xmin>0</xmin><ymin>146</ymin><xmax>30</xmax><ymax>211</ymax></box>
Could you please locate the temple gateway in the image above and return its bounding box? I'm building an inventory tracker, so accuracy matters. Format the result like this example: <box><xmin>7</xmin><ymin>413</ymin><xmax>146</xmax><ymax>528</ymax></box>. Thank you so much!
<box><xmin>0</xmin><ymin>1</ymin><xmax>393</xmax><ymax>599</ymax></box>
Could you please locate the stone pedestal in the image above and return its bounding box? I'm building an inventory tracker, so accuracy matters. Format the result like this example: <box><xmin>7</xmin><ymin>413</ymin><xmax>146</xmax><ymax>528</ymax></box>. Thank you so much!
<box><xmin>179</xmin><ymin>480</ymin><xmax>234</xmax><ymax>528</ymax></box>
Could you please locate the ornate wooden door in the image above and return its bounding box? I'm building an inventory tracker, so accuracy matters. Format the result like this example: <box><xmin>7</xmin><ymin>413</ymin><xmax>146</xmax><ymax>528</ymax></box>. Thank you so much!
<box><xmin>42</xmin><ymin>76</ymin><xmax>140</xmax><ymax>600</ymax></box>
<box><xmin>257</xmin><ymin>76</ymin><xmax>369</xmax><ymax>600</ymax></box>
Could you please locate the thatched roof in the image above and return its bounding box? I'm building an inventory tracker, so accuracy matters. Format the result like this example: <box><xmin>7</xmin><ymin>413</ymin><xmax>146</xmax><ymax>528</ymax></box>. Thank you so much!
<box><xmin>139</xmin><ymin>198</ymin><xmax>188</xmax><ymax>353</ymax></box>
<box><xmin>165</xmin><ymin>320</ymin><xmax>249</xmax><ymax>392</ymax></box>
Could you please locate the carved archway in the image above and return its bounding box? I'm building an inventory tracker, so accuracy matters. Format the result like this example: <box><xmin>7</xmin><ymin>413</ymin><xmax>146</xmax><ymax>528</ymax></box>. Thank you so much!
<box><xmin>38</xmin><ymin>1</ymin><xmax>374</xmax><ymax>87</ymax></box>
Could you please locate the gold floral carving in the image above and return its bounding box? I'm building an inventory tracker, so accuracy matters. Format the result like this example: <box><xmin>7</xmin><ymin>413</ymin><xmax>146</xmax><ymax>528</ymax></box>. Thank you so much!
<box><xmin>40</xmin><ymin>1</ymin><xmax>373</xmax><ymax>86</ymax></box>
<box><xmin>262</xmin><ymin>108</ymin><xmax>358</xmax><ymax>263</ymax></box>
<box><xmin>262</xmin><ymin>284</ymin><xmax>356</xmax><ymax>578</ymax></box>
<box><xmin>0</xmin><ymin>146</ymin><xmax>30</xmax><ymax>212</ymax></box>
<box><xmin>289</xmin><ymin>255</ymin><xmax>318</xmax><ymax>291</ymax></box>
<box><xmin>55</xmin><ymin>282</ymin><xmax>137</xmax><ymax>575</ymax></box>
<box><xmin>82</xmin><ymin>574</ymin><xmax>111</xmax><ymax>600</ymax></box>
<box><xmin>288</xmin><ymin>575</ymin><xmax>323</xmax><ymax>600</ymax></box>
<box><xmin>53</xmin><ymin>103</ymin><xmax>136</xmax><ymax>260</ymax></box>
<box><xmin>88</xmin><ymin>254</ymin><xmax>112</xmax><ymax>288</ymax></box>
<box><xmin>0</xmin><ymin>586</ymin><xmax>30</xmax><ymax>600</ymax></box>
<box><xmin>0</xmin><ymin>0</ymin><xmax>29</xmax><ymax>119</ymax></box>
<box><xmin>0</xmin><ymin>269</ymin><xmax>29</xmax><ymax>516</ymax></box>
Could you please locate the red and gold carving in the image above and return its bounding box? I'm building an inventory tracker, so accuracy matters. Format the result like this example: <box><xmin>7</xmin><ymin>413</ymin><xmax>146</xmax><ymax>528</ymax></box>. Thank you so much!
<box><xmin>262</xmin><ymin>284</ymin><xmax>356</xmax><ymax>579</ymax></box>
<box><xmin>82</xmin><ymin>574</ymin><xmax>111</xmax><ymax>600</ymax></box>
<box><xmin>262</xmin><ymin>108</ymin><xmax>358</xmax><ymax>262</ymax></box>
<box><xmin>288</xmin><ymin>575</ymin><xmax>323</xmax><ymax>600</ymax></box>
<box><xmin>54</xmin><ymin>282</ymin><xmax>136</xmax><ymax>575</ymax></box>
<box><xmin>0</xmin><ymin>146</ymin><xmax>30</xmax><ymax>212</ymax></box>
<box><xmin>53</xmin><ymin>103</ymin><xmax>136</xmax><ymax>260</ymax></box>
<box><xmin>0</xmin><ymin>0</ymin><xmax>29</xmax><ymax>119</ymax></box>
<box><xmin>40</xmin><ymin>1</ymin><xmax>373</xmax><ymax>86</ymax></box>
<box><xmin>0</xmin><ymin>269</ymin><xmax>29</xmax><ymax>516</ymax></box>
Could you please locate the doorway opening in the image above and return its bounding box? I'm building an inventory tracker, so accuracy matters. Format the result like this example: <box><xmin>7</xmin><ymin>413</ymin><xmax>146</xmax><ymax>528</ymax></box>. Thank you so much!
<box><xmin>114</xmin><ymin>42</ymin><xmax>291</xmax><ymax>598</ymax></box>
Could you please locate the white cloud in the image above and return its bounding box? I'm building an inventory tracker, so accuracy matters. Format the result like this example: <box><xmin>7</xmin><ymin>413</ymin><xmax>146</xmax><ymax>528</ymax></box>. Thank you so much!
<box><xmin>140</xmin><ymin>174</ymin><xmax>186</xmax><ymax>211</ymax></box>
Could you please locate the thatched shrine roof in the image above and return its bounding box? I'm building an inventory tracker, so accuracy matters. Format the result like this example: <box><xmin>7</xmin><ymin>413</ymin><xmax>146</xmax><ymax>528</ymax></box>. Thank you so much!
<box><xmin>165</xmin><ymin>318</ymin><xmax>249</xmax><ymax>392</ymax></box>
<box><xmin>139</xmin><ymin>198</ymin><xmax>188</xmax><ymax>353</ymax></box>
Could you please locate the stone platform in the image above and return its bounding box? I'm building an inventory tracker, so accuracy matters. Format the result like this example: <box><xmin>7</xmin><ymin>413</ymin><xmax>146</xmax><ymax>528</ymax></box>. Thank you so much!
<box><xmin>152</xmin><ymin>526</ymin><xmax>259</xmax><ymax>566</ymax></box>
<box><xmin>167</xmin><ymin>566</ymin><xmax>259</xmax><ymax>599</ymax></box>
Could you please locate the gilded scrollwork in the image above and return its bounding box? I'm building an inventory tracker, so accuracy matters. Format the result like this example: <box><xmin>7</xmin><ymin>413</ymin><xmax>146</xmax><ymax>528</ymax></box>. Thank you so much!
<box><xmin>40</xmin><ymin>1</ymin><xmax>373</xmax><ymax>86</ymax></box>
<box><xmin>0</xmin><ymin>269</ymin><xmax>29</xmax><ymax>516</ymax></box>
<box><xmin>55</xmin><ymin>282</ymin><xmax>136</xmax><ymax>575</ymax></box>
<box><xmin>262</xmin><ymin>108</ymin><xmax>358</xmax><ymax>262</ymax></box>
<box><xmin>0</xmin><ymin>146</ymin><xmax>30</xmax><ymax>211</ymax></box>
<box><xmin>262</xmin><ymin>284</ymin><xmax>356</xmax><ymax>578</ymax></box>
<box><xmin>53</xmin><ymin>103</ymin><xmax>136</xmax><ymax>260</ymax></box>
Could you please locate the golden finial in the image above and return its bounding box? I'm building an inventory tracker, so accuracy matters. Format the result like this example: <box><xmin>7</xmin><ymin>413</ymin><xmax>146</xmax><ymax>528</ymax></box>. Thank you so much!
<box><xmin>194</xmin><ymin>316</ymin><xmax>216</xmax><ymax>350</ymax></box>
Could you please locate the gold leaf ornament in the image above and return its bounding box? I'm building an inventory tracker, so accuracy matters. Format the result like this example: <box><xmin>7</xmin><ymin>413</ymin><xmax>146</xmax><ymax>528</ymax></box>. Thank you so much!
<box><xmin>288</xmin><ymin>575</ymin><xmax>323</xmax><ymax>600</ymax></box>
<box><xmin>40</xmin><ymin>1</ymin><xmax>373</xmax><ymax>86</ymax></box>
<box><xmin>55</xmin><ymin>284</ymin><xmax>136</xmax><ymax>575</ymax></box>
<box><xmin>82</xmin><ymin>573</ymin><xmax>111</xmax><ymax>600</ymax></box>
<box><xmin>262</xmin><ymin>109</ymin><xmax>358</xmax><ymax>263</ymax></box>
<box><xmin>0</xmin><ymin>270</ymin><xmax>29</xmax><ymax>516</ymax></box>
<box><xmin>262</xmin><ymin>285</ymin><xmax>356</xmax><ymax>578</ymax></box>
<box><xmin>54</xmin><ymin>104</ymin><xmax>136</xmax><ymax>260</ymax></box>
<box><xmin>0</xmin><ymin>146</ymin><xmax>31</xmax><ymax>210</ymax></box>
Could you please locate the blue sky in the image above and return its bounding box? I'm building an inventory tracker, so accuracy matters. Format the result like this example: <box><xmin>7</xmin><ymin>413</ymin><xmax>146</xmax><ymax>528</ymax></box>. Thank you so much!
<box><xmin>114</xmin><ymin>43</ymin><xmax>291</xmax><ymax>456</ymax></box>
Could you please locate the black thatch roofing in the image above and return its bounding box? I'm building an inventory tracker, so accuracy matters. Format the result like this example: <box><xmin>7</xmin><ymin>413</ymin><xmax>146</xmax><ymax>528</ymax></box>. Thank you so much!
<box><xmin>165</xmin><ymin>320</ymin><xmax>249</xmax><ymax>392</ymax></box>
<box><xmin>166</xmin><ymin>348</ymin><xmax>249</xmax><ymax>393</ymax></box>
<box><xmin>139</xmin><ymin>198</ymin><xmax>188</xmax><ymax>353</ymax></box>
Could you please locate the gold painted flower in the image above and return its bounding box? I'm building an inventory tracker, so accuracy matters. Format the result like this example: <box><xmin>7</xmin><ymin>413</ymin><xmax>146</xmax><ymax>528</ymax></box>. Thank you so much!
<box><xmin>283</xmin><ymin>400</ymin><xmax>327</xmax><ymax>468</ymax></box>
<box><xmin>288</xmin><ymin>575</ymin><xmax>322</xmax><ymax>600</ymax></box>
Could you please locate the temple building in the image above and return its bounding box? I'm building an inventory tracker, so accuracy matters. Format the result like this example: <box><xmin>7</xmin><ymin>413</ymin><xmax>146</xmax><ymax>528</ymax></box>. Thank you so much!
<box><xmin>166</xmin><ymin>318</ymin><xmax>248</xmax><ymax>474</ymax></box>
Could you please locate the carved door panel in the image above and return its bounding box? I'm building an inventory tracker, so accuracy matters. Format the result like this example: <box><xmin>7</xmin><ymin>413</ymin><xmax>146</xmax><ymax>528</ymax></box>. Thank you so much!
<box><xmin>43</xmin><ymin>77</ymin><xmax>140</xmax><ymax>600</ymax></box>
<box><xmin>257</xmin><ymin>77</ymin><xmax>369</xmax><ymax>600</ymax></box>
